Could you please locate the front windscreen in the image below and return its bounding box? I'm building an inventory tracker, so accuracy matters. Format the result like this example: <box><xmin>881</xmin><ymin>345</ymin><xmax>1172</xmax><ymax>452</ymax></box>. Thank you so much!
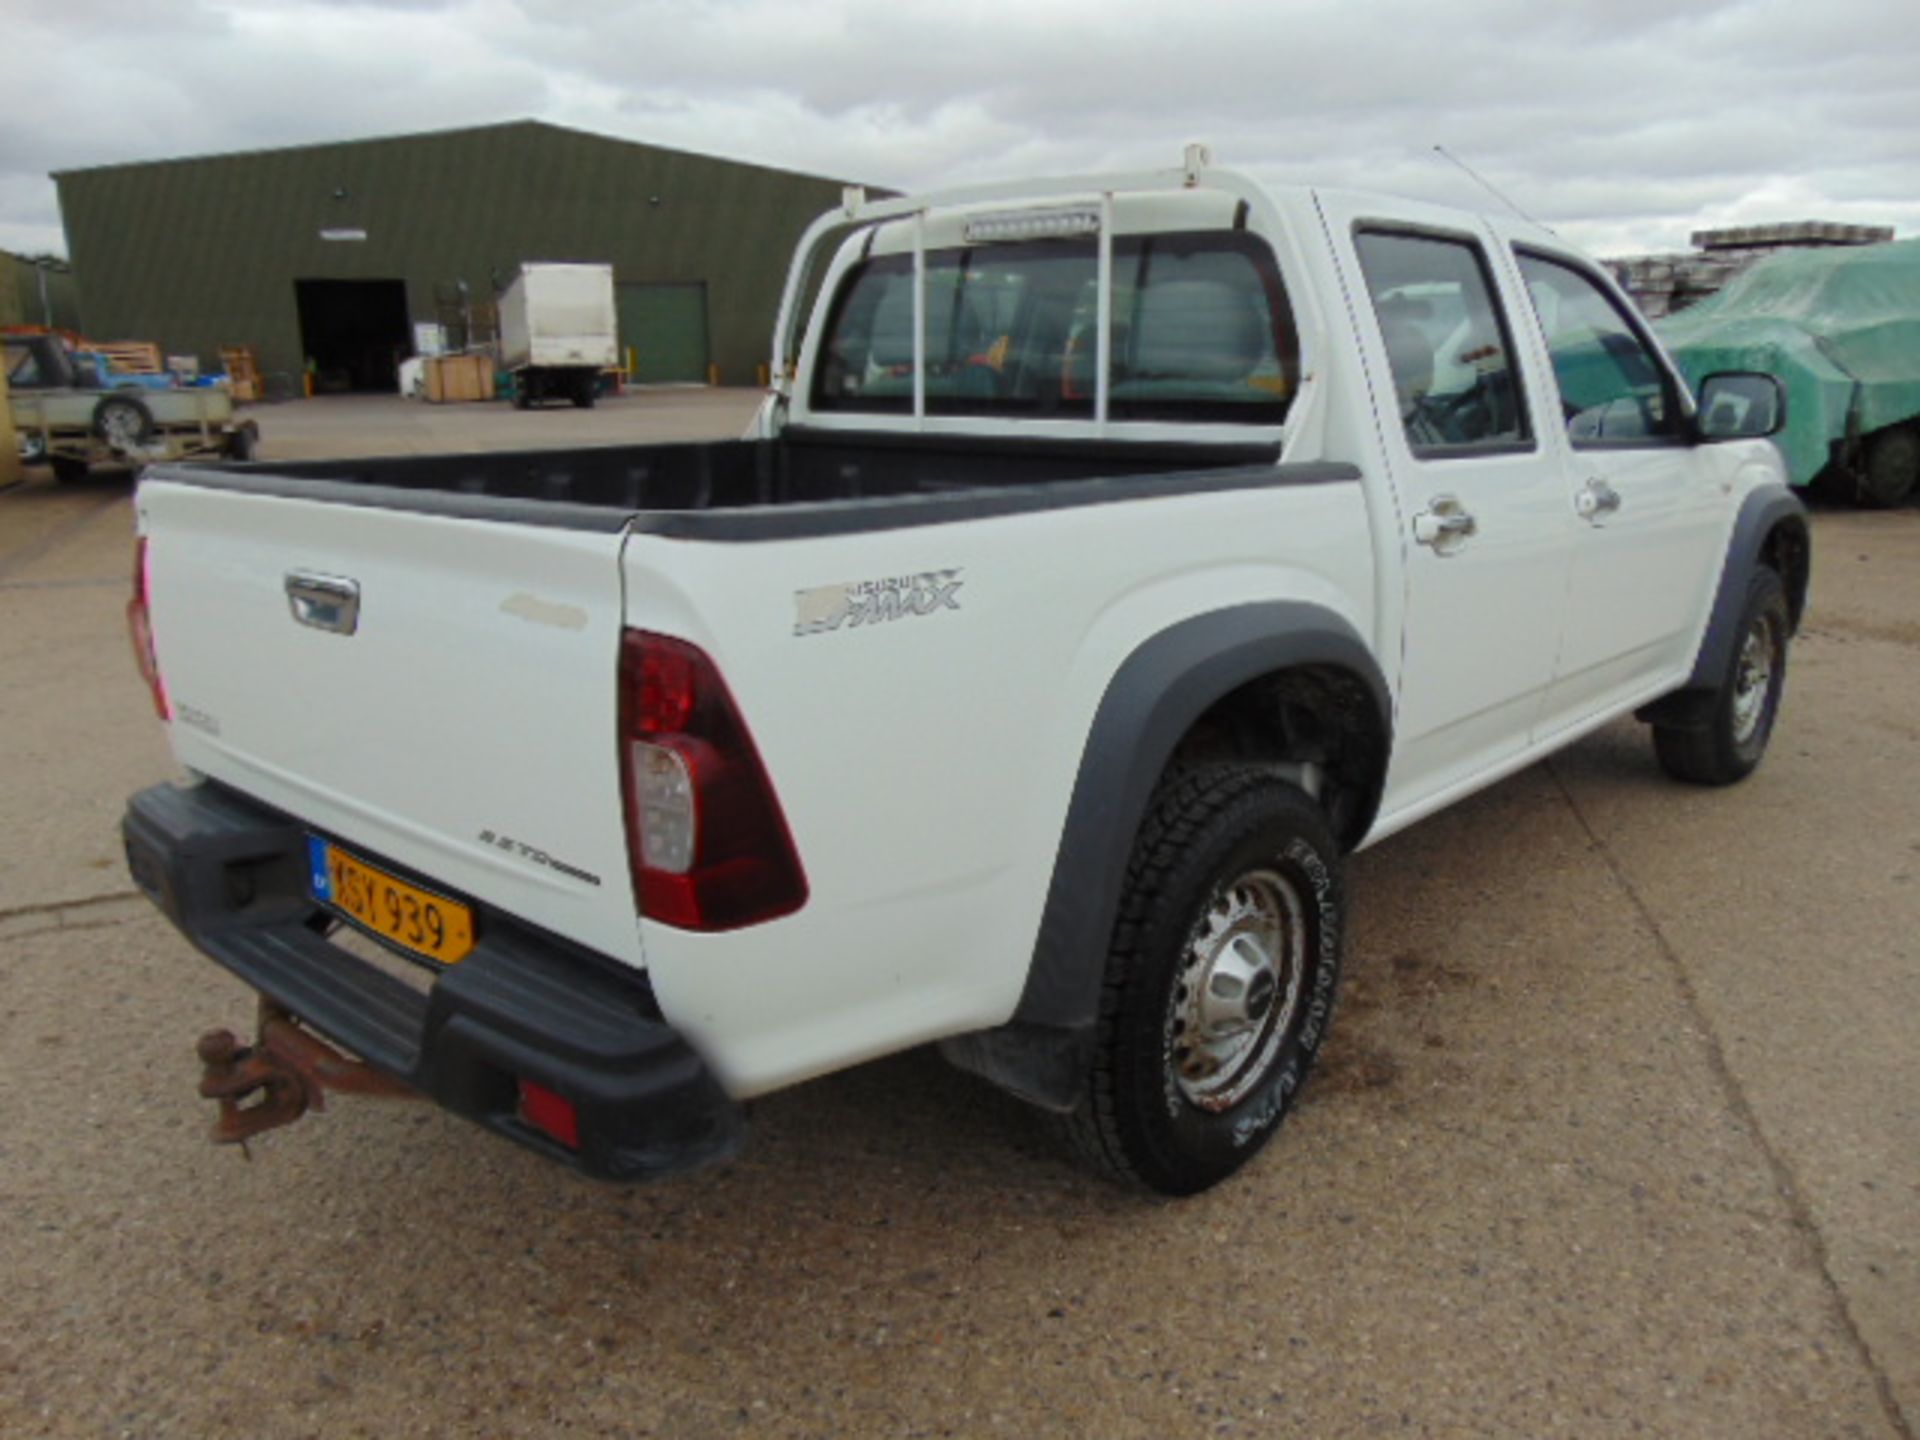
<box><xmin>811</xmin><ymin>231</ymin><xmax>1298</xmax><ymax>424</ymax></box>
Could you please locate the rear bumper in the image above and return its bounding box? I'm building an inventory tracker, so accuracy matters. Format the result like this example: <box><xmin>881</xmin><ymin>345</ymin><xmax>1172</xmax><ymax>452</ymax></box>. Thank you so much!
<box><xmin>122</xmin><ymin>778</ymin><xmax>743</xmax><ymax>1182</ymax></box>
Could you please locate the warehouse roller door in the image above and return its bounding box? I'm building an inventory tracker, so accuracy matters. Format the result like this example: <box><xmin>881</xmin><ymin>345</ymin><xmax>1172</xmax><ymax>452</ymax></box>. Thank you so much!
<box><xmin>617</xmin><ymin>282</ymin><xmax>710</xmax><ymax>384</ymax></box>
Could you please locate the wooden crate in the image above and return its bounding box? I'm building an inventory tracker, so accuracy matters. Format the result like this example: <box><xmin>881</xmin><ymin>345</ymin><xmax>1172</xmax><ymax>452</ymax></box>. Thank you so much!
<box><xmin>219</xmin><ymin>346</ymin><xmax>261</xmax><ymax>404</ymax></box>
<box><xmin>95</xmin><ymin>340</ymin><xmax>165</xmax><ymax>375</ymax></box>
<box><xmin>424</xmin><ymin>353</ymin><xmax>494</xmax><ymax>403</ymax></box>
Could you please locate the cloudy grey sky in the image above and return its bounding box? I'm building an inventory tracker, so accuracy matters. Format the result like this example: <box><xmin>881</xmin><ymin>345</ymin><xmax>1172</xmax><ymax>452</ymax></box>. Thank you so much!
<box><xmin>7</xmin><ymin>0</ymin><xmax>1918</xmax><ymax>260</ymax></box>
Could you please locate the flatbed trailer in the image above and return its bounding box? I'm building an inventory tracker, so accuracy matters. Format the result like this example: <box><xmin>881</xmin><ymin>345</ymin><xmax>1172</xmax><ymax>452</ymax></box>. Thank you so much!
<box><xmin>6</xmin><ymin>334</ymin><xmax>257</xmax><ymax>481</ymax></box>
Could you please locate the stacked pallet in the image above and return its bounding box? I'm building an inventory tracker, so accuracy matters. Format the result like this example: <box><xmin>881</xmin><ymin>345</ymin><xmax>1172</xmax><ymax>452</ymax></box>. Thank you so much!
<box><xmin>1608</xmin><ymin>220</ymin><xmax>1896</xmax><ymax>319</ymax></box>
<box><xmin>1606</xmin><ymin>254</ymin><xmax>1744</xmax><ymax>318</ymax></box>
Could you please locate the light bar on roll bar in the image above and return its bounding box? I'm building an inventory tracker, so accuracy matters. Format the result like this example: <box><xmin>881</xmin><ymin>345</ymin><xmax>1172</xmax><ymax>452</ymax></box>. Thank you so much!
<box><xmin>962</xmin><ymin>208</ymin><xmax>1101</xmax><ymax>243</ymax></box>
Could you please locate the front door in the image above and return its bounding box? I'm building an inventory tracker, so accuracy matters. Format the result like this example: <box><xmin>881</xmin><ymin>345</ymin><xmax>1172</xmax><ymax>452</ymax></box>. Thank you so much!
<box><xmin>1505</xmin><ymin>248</ymin><xmax>1727</xmax><ymax>736</ymax></box>
<box><xmin>1323</xmin><ymin>201</ymin><xmax>1576</xmax><ymax>821</ymax></box>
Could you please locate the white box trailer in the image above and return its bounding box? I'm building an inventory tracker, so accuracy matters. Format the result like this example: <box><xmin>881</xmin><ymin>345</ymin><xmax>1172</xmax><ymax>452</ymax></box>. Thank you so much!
<box><xmin>498</xmin><ymin>263</ymin><xmax>618</xmax><ymax>409</ymax></box>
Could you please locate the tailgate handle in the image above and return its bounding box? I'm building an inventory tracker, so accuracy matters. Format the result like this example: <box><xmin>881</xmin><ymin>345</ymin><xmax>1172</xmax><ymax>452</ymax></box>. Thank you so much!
<box><xmin>285</xmin><ymin>571</ymin><xmax>361</xmax><ymax>635</ymax></box>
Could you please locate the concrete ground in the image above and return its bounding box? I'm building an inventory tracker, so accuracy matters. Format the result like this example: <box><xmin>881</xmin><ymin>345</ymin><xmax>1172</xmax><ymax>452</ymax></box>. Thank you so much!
<box><xmin>0</xmin><ymin>393</ymin><xmax>1914</xmax><ymax>1438</ymax></box>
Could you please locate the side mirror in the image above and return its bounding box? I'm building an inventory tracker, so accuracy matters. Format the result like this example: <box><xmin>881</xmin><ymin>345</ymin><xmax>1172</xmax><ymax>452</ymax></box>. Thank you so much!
<box><xmin>1696</xmin><ymin>371</ymin><xmax>1785</xmax><ymax>440</ymax></box>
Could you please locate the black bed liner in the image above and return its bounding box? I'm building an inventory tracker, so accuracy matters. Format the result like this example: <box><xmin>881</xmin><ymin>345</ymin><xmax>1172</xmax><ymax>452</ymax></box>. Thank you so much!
<box><xmin>148</xmin><ymin>427</ymin><xmax>1358</xmax><ymax>540</ymax></box>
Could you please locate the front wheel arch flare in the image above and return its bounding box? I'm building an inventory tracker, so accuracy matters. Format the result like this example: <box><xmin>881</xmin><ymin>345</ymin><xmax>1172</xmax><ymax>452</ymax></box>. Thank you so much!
<box><xmin>1686</xmin><ymin>484</ymin><xmax>1808</xmax><ymax>692</ymax></box>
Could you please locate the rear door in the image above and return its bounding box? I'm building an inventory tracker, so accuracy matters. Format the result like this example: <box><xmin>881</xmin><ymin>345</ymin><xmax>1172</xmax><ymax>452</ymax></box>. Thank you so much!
<box><xmin>138</xmin><ymin>478</ymin><xmax>644</xmax><ymax>968</ymax></box>
<box><xmin>1502</xmin><ymin>244</ymin><xmax>1727</xmax><ymax>733</ymax></box>
<box><xmin>1320</xmin><ymin>196</ymin><xmax>1574</xmax><ymax>815</ymax></box>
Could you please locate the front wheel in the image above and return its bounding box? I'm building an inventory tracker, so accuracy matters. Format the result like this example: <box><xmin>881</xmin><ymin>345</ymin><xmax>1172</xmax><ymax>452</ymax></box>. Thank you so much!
<box><xmin>1653</xmin><ymin>566</ymin><xmax>1790</xmax><ymax>785</ymax></box>
<box><xmin>1063</xmin><ymin>767</ymin><xmax>1345</xmax><ymax>1196</ymax></box>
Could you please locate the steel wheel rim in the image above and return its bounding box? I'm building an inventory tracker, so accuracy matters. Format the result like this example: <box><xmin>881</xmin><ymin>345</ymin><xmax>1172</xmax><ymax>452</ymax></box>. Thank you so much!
<box><xmin>1731</xmin><ymin>614</ymin><xmax>1777</xmax><ymax>745</ymax></box>
<box><xmin>1166</xmin><ymin>867</ymin><xmax>1306</xmax><ymax>1113</ymax></box>
<box><xmin>100</xmin><ymin>404</ymin><xmax>142</xmax><ymax>449</ymax></box>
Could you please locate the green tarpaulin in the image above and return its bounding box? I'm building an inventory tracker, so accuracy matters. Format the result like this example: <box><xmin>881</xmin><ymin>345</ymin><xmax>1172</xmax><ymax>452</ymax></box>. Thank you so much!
<box><xmin>1654</xmin><ymin>238</ymin><xmax>1920</xmax><ymax>486</ymax></box>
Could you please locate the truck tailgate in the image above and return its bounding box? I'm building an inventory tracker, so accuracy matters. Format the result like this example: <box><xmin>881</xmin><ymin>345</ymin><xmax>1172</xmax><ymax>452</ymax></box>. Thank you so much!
<box><xmin>138</xmin><ymin>478</ymin><xmax>642</xmax><ymax>968</ymax></box>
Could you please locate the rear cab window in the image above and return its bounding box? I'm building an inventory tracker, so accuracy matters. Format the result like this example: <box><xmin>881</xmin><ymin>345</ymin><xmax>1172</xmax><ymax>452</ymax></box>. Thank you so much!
<box><xmin>811</xmin><ymin>231</ymin><xmax>1299</xmax><ymax>426</ymax></box>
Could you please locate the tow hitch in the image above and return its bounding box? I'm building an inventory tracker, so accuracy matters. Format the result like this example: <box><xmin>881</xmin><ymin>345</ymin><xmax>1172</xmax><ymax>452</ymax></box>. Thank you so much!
<box><xmin>195</xmin><ymin>1001</ymin><xmax>418</xmax><ymax>1146</ymax></box>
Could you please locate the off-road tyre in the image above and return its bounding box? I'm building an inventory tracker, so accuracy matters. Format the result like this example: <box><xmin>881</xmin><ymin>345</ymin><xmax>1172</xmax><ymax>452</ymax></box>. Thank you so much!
<box><xmin>1859</xmin><ymin>426</ymin><xmax>1918</xmax><ymax>509</ymax></box>
<box><xmin>572</xmin><ymin>375</ymin><xmax>597</xmax><ymax>409</ymax></box>
<box><xmin>49</xmin><ymin>454</ymin><xmax>91</xmax><ymax>484</ymax></box>
<box><xmin>1062</xmin><ymin>767</ymin><xmax>1345</xmax><ymax>1196</ymax></box>
<box><xmin>1653</xmin><ymin>566</ymin><xmax>1790</xmax><ymax>785</ymax></box>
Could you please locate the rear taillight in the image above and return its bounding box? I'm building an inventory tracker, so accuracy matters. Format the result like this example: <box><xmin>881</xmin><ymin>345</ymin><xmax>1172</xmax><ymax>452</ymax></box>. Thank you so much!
<box><xmin>126</xmin><ymin>536</ymin><xmax>170</xmax><ymax>720</ymax></box>
<box><xmin>618</xmin><ymin>630</ymin><xmax>808</xmax><ymax>931</ymax></box>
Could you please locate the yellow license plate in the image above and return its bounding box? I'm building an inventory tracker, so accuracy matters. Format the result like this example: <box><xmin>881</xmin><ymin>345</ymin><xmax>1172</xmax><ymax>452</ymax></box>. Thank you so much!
<box><xmin>310</xmin><ymin>838</ymin><xmax>475</xmax><ymax>965</ymax></box>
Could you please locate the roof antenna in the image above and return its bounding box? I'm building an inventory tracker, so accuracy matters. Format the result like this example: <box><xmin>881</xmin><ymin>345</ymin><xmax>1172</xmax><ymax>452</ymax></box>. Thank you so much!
<box><xmin>1432</xmin><ymin>145</ymin><xmax>1554</xmax><ymax>233</ymax></box>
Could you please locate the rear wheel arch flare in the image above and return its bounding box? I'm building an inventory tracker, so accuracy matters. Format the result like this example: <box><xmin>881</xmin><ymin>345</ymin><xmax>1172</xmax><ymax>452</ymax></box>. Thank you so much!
<box><xmin>1015</xmin><ymin>602</ymin><xmax>1388</xmax><ymax>1037</ymax></box>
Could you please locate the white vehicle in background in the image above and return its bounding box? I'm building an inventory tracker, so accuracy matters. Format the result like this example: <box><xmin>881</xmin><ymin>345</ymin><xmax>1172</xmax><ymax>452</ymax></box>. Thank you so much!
<box><xmin>498</xmin><ymin>262</ymin><xmax>618</xmax><ymax>409</ymax></box>
<box><xmin>121</xmin><ymin>150</ymin><xmax>1807</xmax><ymax>1197</ymax></box>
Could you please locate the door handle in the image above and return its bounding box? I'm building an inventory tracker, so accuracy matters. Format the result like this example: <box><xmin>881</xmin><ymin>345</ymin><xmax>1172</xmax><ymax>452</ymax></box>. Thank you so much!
<box><xmin>1412</xmin><ymin>495</ymin><xmax>1477</xmax><ymax>555</ymax></box>
<box><xmin>1576</xmin><ymin>477</ymin><xmax>1622</xmax><ymax>522</ymax></box>
<box><xmin>285</xmin><ymin>571</ymin><xmax>361</xmax><ymax>635</ymax></box>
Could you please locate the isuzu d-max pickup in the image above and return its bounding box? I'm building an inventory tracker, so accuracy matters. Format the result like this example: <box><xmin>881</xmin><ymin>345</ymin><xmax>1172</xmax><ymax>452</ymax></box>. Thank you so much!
<box><xmin>122</xmin><ymin>149</ymin><xmax>1809</xmax><ymax>1195</ymax></box>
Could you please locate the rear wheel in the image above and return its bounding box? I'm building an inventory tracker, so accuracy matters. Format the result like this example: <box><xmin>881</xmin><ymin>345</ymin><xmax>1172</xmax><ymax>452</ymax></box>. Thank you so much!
<box><xmin>1859</xmin><ymin>427</ymin><xmax>1918</xmax><ymax>508</ymax></box>
<box><xmin>1653</xmin><ymin>566</ymin><xmax>1790</xmax><ymax>785</ymax></box>
<box><xmin>1063</xmin><ymin>767</ymin><xmax>1344</xmax><ymax>1196</ymax></box>
<box><xmin>572</xmin><ymin>373</ymin><xmax>597</xmax><ymax>409</ymax></box>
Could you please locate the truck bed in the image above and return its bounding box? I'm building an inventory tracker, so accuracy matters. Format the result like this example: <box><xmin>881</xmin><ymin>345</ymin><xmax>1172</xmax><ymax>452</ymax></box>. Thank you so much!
<box><xmin>152</xmin><ymin>430</ymin><xmax>1349</xmax><ymax>540</ymax></box>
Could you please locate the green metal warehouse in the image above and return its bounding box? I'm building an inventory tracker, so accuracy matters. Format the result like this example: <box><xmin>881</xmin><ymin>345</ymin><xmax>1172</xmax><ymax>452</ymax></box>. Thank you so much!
<box><xmin>53</xmin><ymin>120</ymin><xmax>863</xmax><ymax>392</ymax></box>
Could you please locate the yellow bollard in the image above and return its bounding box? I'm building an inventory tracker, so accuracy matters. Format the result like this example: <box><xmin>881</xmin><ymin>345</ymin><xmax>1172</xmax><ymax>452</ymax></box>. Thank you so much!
<box><xmin>0</xmin><ymin>356</ymin><xmax>21</xmax><ymax>488</ymax></box>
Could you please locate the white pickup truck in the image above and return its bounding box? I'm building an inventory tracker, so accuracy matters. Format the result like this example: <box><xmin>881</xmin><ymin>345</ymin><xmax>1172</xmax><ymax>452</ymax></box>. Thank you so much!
<box><xmin>122</xmin><ymin>151</ymin><xmax>1809</xmax><ymax>1195</ymax></box>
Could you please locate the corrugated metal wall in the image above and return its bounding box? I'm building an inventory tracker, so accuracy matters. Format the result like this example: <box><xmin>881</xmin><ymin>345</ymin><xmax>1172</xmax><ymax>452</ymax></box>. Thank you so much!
<box><xmin>1</xmin><ymin>252</ymin><xmax>81</xmax><ymax>332</ymax></box>
<box><xmin>55</xmin><ymin>122</ymin><xmax>855</xmax><ymax>387</ymax></box>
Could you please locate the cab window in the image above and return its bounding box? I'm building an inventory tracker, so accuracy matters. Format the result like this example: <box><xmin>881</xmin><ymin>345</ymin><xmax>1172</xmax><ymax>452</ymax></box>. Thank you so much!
<box><xmin>1515</xmin><ymin>252</ymin><xmax>1683</xmax><ymax>446</ymax></box>
<box><xmin>1353</xmin><ymin>229</ymin><xmax>1531</xmax><ymax>455</ymax></box>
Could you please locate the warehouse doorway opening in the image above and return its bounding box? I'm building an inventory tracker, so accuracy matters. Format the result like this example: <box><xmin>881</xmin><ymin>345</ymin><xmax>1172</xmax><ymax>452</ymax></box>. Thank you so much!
<box><xmin>295</xmin><ymin>279</ymin><xmax>411</xmax><ymax>392</ymax></box>
<box><xmin>617</xmin><ymin>281</ymin><xmax>710</xmax><ymax>384</ymax></box>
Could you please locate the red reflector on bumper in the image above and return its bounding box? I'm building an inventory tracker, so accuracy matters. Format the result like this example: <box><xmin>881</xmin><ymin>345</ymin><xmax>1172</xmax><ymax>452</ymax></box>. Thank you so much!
<box><xmin>517</xmin><ymin>1079</ymin><xmax>580</xmax><ymax>1150</ymax></box>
